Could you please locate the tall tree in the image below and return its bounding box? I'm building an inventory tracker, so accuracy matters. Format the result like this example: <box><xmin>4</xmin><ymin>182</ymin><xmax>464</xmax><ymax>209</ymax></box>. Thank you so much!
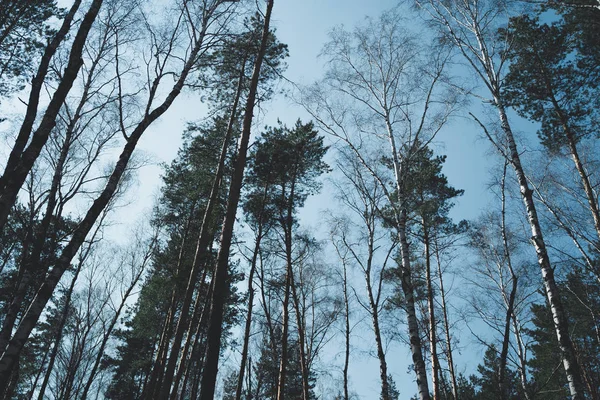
<box><xmin>503</xmin><ymin>14</ymin><xmax>600</xmax><ymax>277</ymax></box>
<box><xmin>0</xmin><ymin>0</ymin><xmax>241</xmax><ymax>391</ymax></box>
<box><xmin>414</xmin><ymin>0</ymin><xmax>586</xmax><ymax>396</ymax></box>
<box><xmin>303</xmin><ymin>10</ymin><xmax>458</xmax><ymax>399</ymax></box>
<box><xmin>199</xmin><ymin>1</ymin><xmax>275</xmax><ymax>398</ymax></box>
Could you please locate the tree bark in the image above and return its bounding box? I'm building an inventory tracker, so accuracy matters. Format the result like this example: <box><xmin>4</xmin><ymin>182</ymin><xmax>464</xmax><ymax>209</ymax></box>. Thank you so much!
<box><xmin>495</xmin><ymin>99</ymin><xmax>585</xmax><ymax>400</ymax></box>
<box><xmin>0</xmin><ymin>0</ymin><xmax>102</xmax><ymax>234</ymax></box>
<box><xmin>235</xmin><ymin>183</ymin><xmax>270</xmax><ymax>400</ymax></box>
<box><xmin>158</xmin><ymin>48</ymin><xmax>244</xmax><ymax>400</ymax></box>
<box><xmin>434</xmin><ymin>240</ymin><xmax>458</xmax><ymax>400</ymax></box>
<box><xmin>0</xmin><ymin>5</ymin><xmax>210</xmax><ymax>385</ymax></box>
<box><xmin>277</xmin><ymin>270</ymin><xmax>292</xmax><ymax>400</ymax></box>
<box><xmin>199</xmin><ymin>1</ymin><xmax>274</xmax><ymax>398</ymax></box>
<box><xmin>342</xmin><ymin>259</ymin><xmax>351</xmax><ymax>400</ymax></box>
<box><xmin>424</xmin><ymin>228</ymin><xmax>440</xmax><ymax>400</ymax></box>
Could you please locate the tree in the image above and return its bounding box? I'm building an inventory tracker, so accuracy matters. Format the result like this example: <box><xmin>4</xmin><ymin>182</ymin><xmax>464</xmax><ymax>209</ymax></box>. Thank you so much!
<box><xmin>330</xmin><ymin>151</ymin><xmax>397</xmax><ymax>400</ymax></box>
<box><xmin>528</xmin><ymin>268</ymin><xmax>600</xmax><ymax>399</ymax></box>
<box><xmin>244</xmin><ymin>120</ymin><xmax>328</xmax><ymax>400</ymax></box>
<box><xmin>0</xmin><ymin>0</ymin><xmax>241</xmax><ymax>391</ymax></box>
<box><xmin>303</xmin><ymin>9</ymin><xmax>458</xmax><ymax>399</ymax></box>
<box><xmin>200</xmin><ymin>2</ymin><xmax>276</xmax><ymax>398</ymax></box>
<box><xmin>403</xmin><ymin>145</ymin><xmax>464</xmax><ymax>400</ymax></box>
<box><xmin>413</xmin><ymin>0</ymin><xmax>586</xmax><ymax>397</ymax></box>
<box><xmin>0</xmin><ymin>0</ymin><xmax>62</xmax><ymax>99</ymax></box>
<box><xmin>502</xmin><ymin>13</ymin><xmax>600</xmax><ymax>280</ymax></box>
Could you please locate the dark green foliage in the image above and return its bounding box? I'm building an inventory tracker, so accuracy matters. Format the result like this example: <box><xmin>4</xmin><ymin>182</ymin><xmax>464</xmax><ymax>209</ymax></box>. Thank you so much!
<box><xmin>247</xmin><ymin>329</ymin><xmax>315</xmax><ymax>400</ymax></box>
<box><xmin>452</xmin><ymin>347</ymin><xmax>523</xmax><ymax>400</ymax></box>
<box><xmin>503</xmin><ymin>12</ymin><xmax>599</xmax><ymax>152</ymax></box>
<box><xmin>105</xmin><ymin>118</ymin><xmax>243</xmax><ymax>398</ymax></box>
<box><xmin>404</xmin><ymin>145</ymin><xmax>465</xmax><ymax>235</ymax></box>
<box><xmin>0</xmin><ymin>0</ymin><xmax>61</xmax><ymax>97</ymax></box>
<box><xmin>381</xmin><ymin>374</ymin><xmax>400</xmax><ymax>400</ymax></box>
<box><xmin>527</xmin><ymin>267</ymin><xmax>600</xmax><ymax>399</ymax></box>
<box><xmin>199</xmin><ymin>11</ymin><xmax>288</xmax><ymax>107</ymax></box>
<box><xmin>247</xmin><ymin>119</ymin><xmax>329</xmax><ymax>221</ymax></box>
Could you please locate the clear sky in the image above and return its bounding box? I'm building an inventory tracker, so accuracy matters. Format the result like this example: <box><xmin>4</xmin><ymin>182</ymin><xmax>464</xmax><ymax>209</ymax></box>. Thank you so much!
<box><xmin>116</xmin><ymin>0</ymin><xmax>494</xmax><ymax>398</ymax></box>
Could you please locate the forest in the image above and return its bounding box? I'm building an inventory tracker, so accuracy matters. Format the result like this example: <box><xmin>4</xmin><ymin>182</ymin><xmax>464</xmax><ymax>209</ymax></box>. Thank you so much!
<box><xmin>0</xmin><ymin>0</ymin><xmax>598</xmax><ymax>399</ymax></box>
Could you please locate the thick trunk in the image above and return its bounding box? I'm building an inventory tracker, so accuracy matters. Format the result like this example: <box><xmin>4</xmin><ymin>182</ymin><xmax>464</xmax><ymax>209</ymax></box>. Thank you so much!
<box><xmin>0</xmin><ymin>10</ymin><xmax>207</xmax><ymax>385</ymax></box>
<box><xmin>199</xmin><ymin>2</ymin><xmax>274</xmax><ymax>398</ymax></box>
<box><xmin>495</xmin><ymin>100</ymin><xmax>585</xmax><ymax>399</ymax></box>
<box><xmin>0</xmin><ymin>0</ymin><xmax>102</xmax><ymax>234</ymax></box>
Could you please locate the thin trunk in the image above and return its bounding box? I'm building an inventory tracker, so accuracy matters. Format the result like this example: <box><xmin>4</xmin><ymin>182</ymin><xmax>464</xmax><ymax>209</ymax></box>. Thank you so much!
<box><xmin>424</xmin><ymin>227</ymin><xmax>440</xmax><ymax>400</ymax></box>
<box><xmin>170</xmin><ymin>266</ymin><xmax>211</xmax><ymax>400</ymax></box>
<box><xmin>342</xmin><ymin>260</ymin><xmax>350</xmax><ymax>400</ymax></box>
<box><xmin>434</xmin><ymin>240</ymin><xmax>458</xmax><ymax>400</ymax></box>
<box><xmin>80</xmin><ymin>241</ymin><xmax>153</xmax><ymax>400</ymax></box>
<box><xmin>199</xmin><ymin>1</ymin><xmax>274</xmax><ymax>397</ymax></box>
<box><xmin>36</xmin><ymin>265</ymin><xmax>82</xmax><ymax>400</ymax></box>
<box><xmin>277</xmin><ymin>272</ymin><xmax>292</xmax><ymax>400</ymax></box>
<box><xmin>364</xmin><ymin>244</ymin><xmax>390</xmax><ymax>400</ymax></box>
<box><xmin>290</xmin><ymin>261</ymin><xmax>310</xmax><ymax>400</ymax></box>
<box><xmin>145</xmin><ymin>200</ymin><xmax>198</xmax><ymax>400</ymax></box>
<box><xmin>497</xmin><ymin>161</ymin><xmax>517</xmax><ymax>400</ymax></box>
<box><xmin>235</xmin><ymin>187</ymin><xmax>269</xmax><ymax>400</ymax></box>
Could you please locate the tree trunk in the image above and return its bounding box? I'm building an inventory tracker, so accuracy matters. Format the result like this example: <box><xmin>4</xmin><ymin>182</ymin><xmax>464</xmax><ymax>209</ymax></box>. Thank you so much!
<box><xmin>0</xmin><ymin>0</ymin><xmax>102</xmax><ymax>234</ymax></box>
<box><xmin>385</xmin><ymin>115</ymin><xmax>430</xmax><ymax>400</ymax></box>
<box><xmin>199</xmin><ymin>1</ymin><xmax>274</xmax><ymax>398</ymax></box>
<box><xmin>277</xmin><ymin>271</ymin><xmax>291</xmax><ymax>400</ymax></box>
<box><xmin>35</xmin><ymin>265</ymin><xmax>82</xmax><ymax>400</ymax></box>
<box><xmin>498</xmin><ymin>161</ymin><xmax>521</xmax><ymax>400</ymax></box>
<box><xmin>290</xmin><ymin>260</ymin><xmax>310</xmax><ymax>400</ymax></box>
<box><xmin>158</xmin><ymin>53</ymin><xmax>244</xmax><ymax>399</ymax></box>
<box><xmin>235</xmin><ymin>185</ymin><xmax>269</xmax><ymax>400</ymax></box>
<box><xmin>342</xmin><ymin>260</ymin><xmax>351</xmax><ymax>400</ymax></box>
<box><xmin>434</xmin><ymin>241</ymin><xmax>458</xmax><ymax>400</ymax></box>
<box><xmin>495</xmin><ymin>99</ymin><xmax>585</xmax><ymax>399</ymax></box>
<box><xmin>424</xmin><ymin>228</ymin><xmax>440</xmax><ymax>400</ymax></box>
<box><xmin>0</xmin><ymin>9</ymin><xmax>210</xmax><ymax>385</ymax></box>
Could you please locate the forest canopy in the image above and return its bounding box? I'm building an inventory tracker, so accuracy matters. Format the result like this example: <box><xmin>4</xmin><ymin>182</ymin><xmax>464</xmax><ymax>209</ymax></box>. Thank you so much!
<box><xmin>0</xmin><ymin>0</ymin><xmax>598</xmax><ymax>399</ymax></box>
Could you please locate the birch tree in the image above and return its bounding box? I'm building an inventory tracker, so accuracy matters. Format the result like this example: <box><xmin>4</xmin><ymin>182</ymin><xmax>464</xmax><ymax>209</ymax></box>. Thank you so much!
<box><xmin>413</xmin><ymin>0</ymin><xmax>586</xmax><ymax>397</ymax></box>
<box><xmin>302</xmin><ymin>10</ymin><xmax>458</xmax><ymax>399</ymax></box>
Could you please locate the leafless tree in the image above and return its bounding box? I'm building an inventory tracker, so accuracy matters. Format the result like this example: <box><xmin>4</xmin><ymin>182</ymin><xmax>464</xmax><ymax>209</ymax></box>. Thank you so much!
<box><xmin>301</xmin><ymin>10</ymin><xmax>458</xmax><ymax>399</ymax></box>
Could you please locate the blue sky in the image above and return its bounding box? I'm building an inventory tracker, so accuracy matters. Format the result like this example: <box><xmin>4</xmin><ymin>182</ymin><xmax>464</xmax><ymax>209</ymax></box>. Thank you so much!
<box><xmin>121</xmin><ymin>1</ymin><xmax>496</xmax><ymax>397</ymax></box>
